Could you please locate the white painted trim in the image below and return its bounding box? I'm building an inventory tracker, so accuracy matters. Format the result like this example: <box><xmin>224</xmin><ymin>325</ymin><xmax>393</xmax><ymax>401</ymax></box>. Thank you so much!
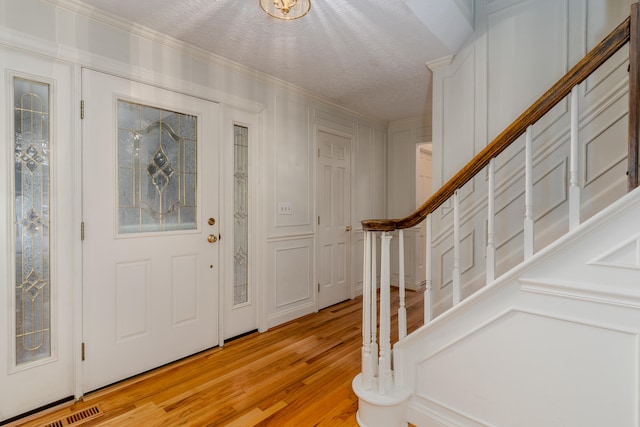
<box><xmin>425</xmin><ymin>55</ymin><xmax>455</xmax><ymax>72</ymax></box>
<box><xmin>266</xmin><ymin>301</ymin><xmax>315</xmax><ymax>329</ymax></box>
<box><xmin>520</xmin><ymin>277</ymin><xmax>640</xmax><ymax>309</ymax></box>
<box><xmin>72</xmin><ymin>63</ymin><xmax>83</xmax><ymax>401</ymax></box>
<box><xmin>267</xmin><ymin>232</ymin><xmax>316</xmax><ymax>242</ymax></box>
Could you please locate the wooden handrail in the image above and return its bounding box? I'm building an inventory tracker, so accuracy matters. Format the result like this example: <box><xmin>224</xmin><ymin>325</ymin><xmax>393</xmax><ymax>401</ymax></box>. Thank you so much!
<box><xmin>363</xmin><ymin>14</ymin><xmax>632</xmax><ymax>232</ymax></box>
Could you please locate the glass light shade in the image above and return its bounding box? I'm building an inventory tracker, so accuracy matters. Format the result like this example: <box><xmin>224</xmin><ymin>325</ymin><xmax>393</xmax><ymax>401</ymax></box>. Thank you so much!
<box><xmin>260</xmin><ymin>0</ymin><xmax>310</xmax><ymax>20</ymax></box>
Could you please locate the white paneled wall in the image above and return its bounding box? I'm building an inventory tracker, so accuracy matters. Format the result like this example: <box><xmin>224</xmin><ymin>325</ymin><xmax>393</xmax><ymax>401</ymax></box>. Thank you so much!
<box><xmin>387</xmin><ymin>118</ymin><xmax>433</xmax><ymax>290</ymax></box>
<box><xmin>0</xmin><ymin>0</ymin><xmax>388</xmax><ymax>334</ymax></box>
<box><xmin>429</xmin><ymin>0</ymin><xmax>633</xmax><ymax>316</ymax></box>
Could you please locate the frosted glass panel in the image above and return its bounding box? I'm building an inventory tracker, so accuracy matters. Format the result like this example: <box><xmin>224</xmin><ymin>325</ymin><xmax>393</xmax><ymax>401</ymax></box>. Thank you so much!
<box><xmin>234</xmin><ymin>125</ymin><xmax>249</xmax><ymax>306</ymax></box>
<box><xmin>117</xmin><ymin>100</ymin><xmax>197</xmax><ymax>233</ymax></box>
<box><xmin>14</xmin><ymin>78</ymin><xmax>51</xmax><ymax>365</ymax></box>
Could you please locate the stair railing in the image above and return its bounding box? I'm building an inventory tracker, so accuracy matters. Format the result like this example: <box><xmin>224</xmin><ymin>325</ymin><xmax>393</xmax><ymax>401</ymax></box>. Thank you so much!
<box><xmin>353</xmin><ymin>3</ymin><xmax>640</xmax><ymax>424</ymax></box>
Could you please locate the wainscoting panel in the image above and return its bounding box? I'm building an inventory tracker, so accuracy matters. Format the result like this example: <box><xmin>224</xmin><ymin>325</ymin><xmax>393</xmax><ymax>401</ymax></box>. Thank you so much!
<box><xmin>267</xmin><ymin>237</ymin><xmax>315</xmax><ymax>328</ymax></box>
<box><xmin>413</xmin><ymin>309</ymin><xmax>636</xmax><ymax>427</ymax></box>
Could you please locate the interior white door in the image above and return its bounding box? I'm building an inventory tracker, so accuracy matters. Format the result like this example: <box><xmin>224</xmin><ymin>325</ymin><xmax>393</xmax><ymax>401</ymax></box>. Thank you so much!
<box><xmin>317</xmin><ymin>129</ymin><xmax>351</xmax><ymax>310</ymax></box>
<box><xmin>0</xmin><ymin>48</ymin><xmax>75</xmax><ymax>421</ymax></box>
<box><xmin>82</xmin><ymin>69</ymin><xmax>220</xmax><ymax>392</ymax></box>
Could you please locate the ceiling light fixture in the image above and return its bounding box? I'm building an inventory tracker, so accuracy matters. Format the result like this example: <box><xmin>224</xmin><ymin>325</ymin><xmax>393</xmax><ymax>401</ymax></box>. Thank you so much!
<box><xmin>260</xmin><ymin>0</ymin><xmax>311</xmax><ymax>20</ymax></box>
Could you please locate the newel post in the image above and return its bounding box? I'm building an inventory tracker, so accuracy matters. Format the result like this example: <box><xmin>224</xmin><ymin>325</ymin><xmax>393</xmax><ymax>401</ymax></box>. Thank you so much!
<box><xmin>353</xmin><ymin>228</ymin><xmax>411</xmax><ymax>427</ymax></box>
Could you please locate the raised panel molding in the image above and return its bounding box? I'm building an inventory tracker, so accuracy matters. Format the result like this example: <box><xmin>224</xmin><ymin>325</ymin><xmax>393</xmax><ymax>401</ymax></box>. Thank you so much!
<box><xmin>583</xmin><ymin>0</ymin><xmax>633</xmax><ymax>95</ymax></box>
<box><xmin>442</xmin><ymin>46</ymin><xmax>476</xmax><ymax>183</ymax></box>
<box><xmin>274</xmin><ymin>244</ymin><xmax>312</xmax><ymax>308</ymax></box>
<box><xmin>440</xmin><ymin>230</ymin><xmax>475</xmax><ymax>289</ymax></box>
<box><xmin>486</xmin><ymin>0</ymin><xmax>527</xmax><ymax>14</ymax></box>
<box><xmin>584</xmin><ymin>110</ymin><xmax>628</xmax><ymax>186</ymax></box>
<box><xmin>590</xmin><ymin>234</ymin><xmax>640</xmax><ymax>270</ymax></box>
<box><xmin>414</xmin><ymin>309</ymin><xmax>637</xmax><ymax>426</ymax></box>
<box><xmin>494</xmin><ymin>158</ymin><xmax>568</xmax><ymax>251</ymax></box>
<box><xmin>274</xmin><ymin>96</ymin><xmax>312</xmax><ymax>230</ymax></box>
<box><xmin>521</xmin><ymin>277</ymin><xmax>640</xmax><ymax>308</ymax></box>
<box><xmin>487</xmin><ymin>0</ymin><xmax>569</xmax><ymax>139</ymax></box>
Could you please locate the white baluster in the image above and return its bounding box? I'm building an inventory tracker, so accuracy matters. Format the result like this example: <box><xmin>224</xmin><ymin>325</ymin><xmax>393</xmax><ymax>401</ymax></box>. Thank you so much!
<box><xmin>425</xmin><ymin>214</ymin><xmax>433</xmax><ymax>322</ymax></box>
<box><xmin>524</xmin><ymin>125</ymin><xmax>534</xmax><ymax>259</ymax></box>
<box><xmin>486</xmin><ymin>158</ymin><xmax>496</xmax><ymax>285</ymax></box>
<box><xmin>378</xmin><ymin>232</ymin><xmax>393</xmax><ymax>395</ymax></box>
<box><xmin>569</xmin><ymin>85</ymin><xmax>581</xmax><ymax>230</ymax></box>
<box><xmin>362</xmin><ymin>231</ymin><xmax>373</xmax><ymax>390</ymax></box>
<box><xmin>370</xmin><ymin>232</ymin><xmax>378</xmax><ymax>378</ymax></box>
<box><xmin>453</xmin><ymin>191</ymin><xmax>461</xmax><ymax>305</ymax></box>
<box><xmin>398</xmin><ymin>229</ymin><xmax>407</xmax><ymax>340</ymax></box>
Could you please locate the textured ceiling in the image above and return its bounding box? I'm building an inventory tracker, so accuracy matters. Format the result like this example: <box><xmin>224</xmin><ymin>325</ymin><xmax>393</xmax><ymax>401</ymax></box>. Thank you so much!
<box><xmin>73</xmin><ymin>0</ymin><xmax>457</xmax><ymax>122</ymax></box>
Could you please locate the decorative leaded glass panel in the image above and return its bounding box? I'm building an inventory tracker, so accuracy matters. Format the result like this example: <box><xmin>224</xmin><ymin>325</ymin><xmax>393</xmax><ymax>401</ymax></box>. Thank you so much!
<box><xmin>233</xmin><ymin>125</ymin><xmax>249</xmax><ymax>306</ymax></box>
<box><xmin>14</xmin><ymin>78</ymin><xmax>51</xmax><ymax>365</ymax></box>
<box><xmin>117</xmin><ymin>100</ymin><xmax>197</xmax><ymax>234</ymax></box>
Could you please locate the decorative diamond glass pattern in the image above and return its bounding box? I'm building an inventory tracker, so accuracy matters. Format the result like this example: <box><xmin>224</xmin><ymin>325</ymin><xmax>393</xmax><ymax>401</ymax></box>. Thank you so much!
<box><xmin>117</xmin><ymin>101</ymin><xmax>197</xmax><ymax>233</ymax></box>
<box><xmin>14</xmin><ymin>77</ymin><xmax>51</xmax><ymax>365</ymax></box>
<box><xmin>233</xmin><ymin>126</ymin><xmax>249</xmax><ymax>306</ymax></box>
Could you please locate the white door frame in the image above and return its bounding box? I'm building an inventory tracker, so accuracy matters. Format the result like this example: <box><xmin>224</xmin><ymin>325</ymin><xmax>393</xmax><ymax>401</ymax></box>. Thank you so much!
<box><xmin>314</xmin><ymin>125</ymin><xmax>354</xmax><ymax>311</ymax></box>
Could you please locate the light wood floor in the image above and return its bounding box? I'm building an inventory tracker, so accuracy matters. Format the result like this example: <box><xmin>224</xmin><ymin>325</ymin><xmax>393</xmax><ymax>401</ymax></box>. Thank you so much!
<box><xmin>11</xmin><ymin>288</ymin><xmax>424</xmax><ymax>427</ymax></box>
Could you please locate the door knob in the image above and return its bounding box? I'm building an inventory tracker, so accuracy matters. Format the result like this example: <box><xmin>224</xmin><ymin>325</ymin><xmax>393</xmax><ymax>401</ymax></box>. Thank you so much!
<box><xmin>207</xmin><ymin>234</ymin><xmax>218</xmax><ymax>243</ymax></box>
<box><xmin>345</xmin><ymin>225</ymin><xmax>352</xmax><ymax>232</ymax></box>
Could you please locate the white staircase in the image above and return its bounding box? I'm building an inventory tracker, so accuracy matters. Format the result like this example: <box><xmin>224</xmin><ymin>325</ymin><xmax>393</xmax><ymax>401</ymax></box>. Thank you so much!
<box><xmin>393</xmin><ymin>187</ymin><xmax>640</xmax><ymax>426</ymax></box>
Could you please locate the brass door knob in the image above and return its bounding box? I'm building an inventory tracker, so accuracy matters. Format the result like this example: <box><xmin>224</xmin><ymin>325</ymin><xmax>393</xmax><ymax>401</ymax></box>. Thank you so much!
<box><xmin>207</xmin><ymin>234</ymin><xmax>218</xmax><ymax>243</ymax></box>
<box><xmin>345</xmin><ymin>225</ymin><xmax>352</xmax><ymax>232</ymax></box>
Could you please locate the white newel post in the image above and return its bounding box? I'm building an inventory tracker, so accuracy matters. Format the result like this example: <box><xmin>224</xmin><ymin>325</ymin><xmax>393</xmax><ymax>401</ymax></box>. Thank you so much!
<box><xmin>353</xmin><ymin>230</ymin><xmax>411</xmax><ymax>427</ymax></box>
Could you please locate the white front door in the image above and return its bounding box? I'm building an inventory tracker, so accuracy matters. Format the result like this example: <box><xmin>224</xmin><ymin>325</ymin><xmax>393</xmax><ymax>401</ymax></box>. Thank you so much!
<box><xmin>0</xmin><ymin>48</ymin><xmax>75</xmax><ymax>421</ymax></box>
<box><xmin>317</xmin><ymin>129</ymin><xmax>352</xmax><ymax>310</ymax></box>
<box><xmin>81</xmin><ymin>70</ymin><xmax>220</xmax><ymax>392</ymax></box>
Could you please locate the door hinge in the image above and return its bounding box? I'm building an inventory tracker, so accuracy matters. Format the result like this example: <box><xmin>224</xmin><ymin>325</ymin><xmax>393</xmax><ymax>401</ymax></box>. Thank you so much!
<box><xmin>317</xmin><ymin>283</ymin><xmax>320</xmax><ymax>293</ymax></box>
<box><xmin>81</xmin><ymin>342</ymin><xmax>85</xmax><ymax>361</ymax></box>
<box><xmin>81</xmin><ymin>222</ymin><xmax>85</xmax><ymax>241</ymax></box>
<box><xmin>317</xmin><ymin>148</ymin><xmax>320</xmax><ymax>157</ymax></box>
<box><xmin>80</xmin><ymin>100</ymin><xmax>85</xmax><ymax>119</ymax></box>
<box><xmin>317</xmin><ymin>216</ymin><xmax>320</xmax><ymax>225</ymax></box>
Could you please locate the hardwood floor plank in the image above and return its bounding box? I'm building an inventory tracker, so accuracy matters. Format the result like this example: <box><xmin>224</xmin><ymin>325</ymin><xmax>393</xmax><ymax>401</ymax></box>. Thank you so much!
<box><xmin>12</xmin><ymin>288</ymin><xmax>424</xmax><ymax>426</ymax></box>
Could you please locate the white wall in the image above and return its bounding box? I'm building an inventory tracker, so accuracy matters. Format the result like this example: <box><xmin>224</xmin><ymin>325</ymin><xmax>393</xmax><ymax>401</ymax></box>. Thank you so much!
<box><xmin>386</xmin><ymin>117</ymin><xmax>433</xmax><ymax>290</ymax></box>
<box><xmin>0</xmin><ymin>0</ymin><xmax>388</xmax><ymax>331</ymax></box>
<box><xmin>429</xmin><ymin>0</ymin><xmax>634</xmax><ymax>316</ymax></box>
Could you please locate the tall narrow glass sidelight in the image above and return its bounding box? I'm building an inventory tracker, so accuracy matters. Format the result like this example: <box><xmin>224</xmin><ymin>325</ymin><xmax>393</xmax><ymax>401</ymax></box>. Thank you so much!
<box><xmin>233</xmin><ymin>125</ymin><xmax>249</xmax><ymax>306</ymax></box>
<box><xmin>14</xmin><ymin>78</ymin><xmax>51</xmax><ymax>365</ymax></box>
